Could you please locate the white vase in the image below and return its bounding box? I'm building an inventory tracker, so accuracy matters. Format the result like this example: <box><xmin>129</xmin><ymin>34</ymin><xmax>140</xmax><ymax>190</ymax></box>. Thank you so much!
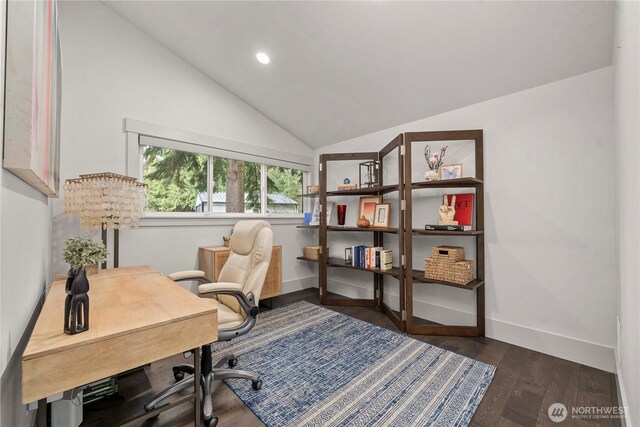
<box><xmin>424</xmin><ymin>170</ymin><xmax>438</xmax><ymax>181</ymax></box>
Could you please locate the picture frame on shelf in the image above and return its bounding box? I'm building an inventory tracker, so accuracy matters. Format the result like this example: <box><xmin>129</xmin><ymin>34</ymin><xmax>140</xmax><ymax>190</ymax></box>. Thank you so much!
<box><xmin>439</xmin><ymin>163</ymin><xmax>463</xmax><ymax>180</ymax></box>
<box><xmin>310</xmin><ymin>201</ymin><xmax>334</xmax><ymax>226</ymax></box>
<box><xmin>344</xmin><ymin>247</ymin><xmax>353</xmax><ymax>265</ymax></box>
<box><xmin>372</xmin><ymin>203</ymin><xmax>391</xmax><ymax>228</ymax></box>
<box><xmin>358</xmin><ymin>196</ymin><xmax>381</xmax><ymax>225</ymax></box>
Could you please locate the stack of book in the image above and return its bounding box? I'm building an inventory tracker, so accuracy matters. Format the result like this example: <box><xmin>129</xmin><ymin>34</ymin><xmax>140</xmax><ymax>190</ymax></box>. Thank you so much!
<box><xmin>83</xmin><ymin>377</ymin><xmax>119</xmax><ymax>405</ymax></box>
<box><xmin>345</xmin><ymin>246</ymin><xmax>392</xmax><ymax>270</ymax></box>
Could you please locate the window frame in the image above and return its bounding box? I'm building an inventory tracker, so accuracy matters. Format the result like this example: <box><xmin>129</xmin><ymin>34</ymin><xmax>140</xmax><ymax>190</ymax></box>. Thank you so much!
<box><xmin>125</xmin><ymin>119</ymin><xmax>312</xmax><ymax>220</ymax></box>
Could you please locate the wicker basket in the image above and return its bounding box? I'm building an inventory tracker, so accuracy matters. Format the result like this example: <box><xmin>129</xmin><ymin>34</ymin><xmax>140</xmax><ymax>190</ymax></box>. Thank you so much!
<box><xmin>307</xmin><ymin>185</ymin><xmax>320</xmax><ymax>194</ymax></box>
<box><xmin>303</xmin><ymin>246</ymin><xmax>324</xmax><ymax>260</ymax></box>
<box><xmin>425</xmin><ymin>258</ymin><xmax>475</xmax><ymax>285</ymax></box>
<box><xmin>431</xmin><ymin>246</ymin><xmax>465</xmax><ymax>263</ymax></box>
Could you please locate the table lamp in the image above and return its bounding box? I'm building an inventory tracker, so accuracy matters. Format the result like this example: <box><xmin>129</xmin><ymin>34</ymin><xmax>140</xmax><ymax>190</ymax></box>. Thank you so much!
<box><xmin>64</xmin><ymin>172</ymin><xmax>146</xmax><ymax>268</ymax></box>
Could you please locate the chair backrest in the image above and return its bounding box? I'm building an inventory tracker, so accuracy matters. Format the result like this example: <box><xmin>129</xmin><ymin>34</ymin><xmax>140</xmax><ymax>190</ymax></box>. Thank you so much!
<box><xmin>218</xmin><ymin>220</ymin><xmax>273</xmax><ymax>314</ymax></box>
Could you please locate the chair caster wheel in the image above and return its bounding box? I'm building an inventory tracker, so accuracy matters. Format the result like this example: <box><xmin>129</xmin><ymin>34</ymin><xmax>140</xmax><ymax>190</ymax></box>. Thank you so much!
<box><xmin>252</xmin><ymin>379</ymin><xmax>262</xmax><ymax>391</ymax></box>
<box><xmin>204</xmin><ymin>416</ymin><xmax>218</xmax><ymax>427</ymax></box>
<box><xmin>173</xmin><ymin>369</ymin><xmax>184</xmax><ymax>381</ymax></box>
<box><xmin>228</xmin><ymin>357</ymin><xmax>238</xmax><ymax>368</ymax></box>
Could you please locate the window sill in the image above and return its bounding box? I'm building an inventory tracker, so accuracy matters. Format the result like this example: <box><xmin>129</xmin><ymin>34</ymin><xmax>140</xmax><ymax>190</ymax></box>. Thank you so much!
<box><xmin>138</xmin><ymin>212</ymin><xmax>305</xmax><ymax>227</ymax></box>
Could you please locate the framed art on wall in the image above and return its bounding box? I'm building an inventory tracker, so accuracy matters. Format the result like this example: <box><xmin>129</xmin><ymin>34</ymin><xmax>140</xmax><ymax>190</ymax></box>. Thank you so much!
<box><xmin>3</xmin><ymin>0</ymin><xmax>62</xmax><ymax>197</ymax></box>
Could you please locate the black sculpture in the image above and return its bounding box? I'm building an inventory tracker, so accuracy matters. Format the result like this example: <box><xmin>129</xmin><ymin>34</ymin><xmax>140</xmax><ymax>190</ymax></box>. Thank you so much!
<box><xmin>64</xmin><ymin>267</ymin><xmax>90</xmax><ymax>335</ymax></box>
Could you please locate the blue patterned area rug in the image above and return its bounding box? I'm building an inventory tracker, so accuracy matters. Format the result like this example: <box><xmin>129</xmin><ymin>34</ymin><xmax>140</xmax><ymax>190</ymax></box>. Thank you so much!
<box><xmin>211</xmin><ymin>301</ymin><xmax>495</xmax><ymax>427</ymax></box>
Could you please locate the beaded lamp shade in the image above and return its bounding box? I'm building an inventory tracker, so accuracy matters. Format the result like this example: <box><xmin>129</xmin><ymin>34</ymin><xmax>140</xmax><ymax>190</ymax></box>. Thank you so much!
<box><xmin>64</xmin><ymin>172</ymin><xmax>146</xmax><ymax>230</ymax></box>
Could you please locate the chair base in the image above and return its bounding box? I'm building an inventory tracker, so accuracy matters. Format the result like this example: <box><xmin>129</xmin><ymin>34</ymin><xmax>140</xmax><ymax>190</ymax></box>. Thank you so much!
<box><xmin>145</xmin><ymin>347</ymin><xmax>261</xmax><ymax>426</ymax></box>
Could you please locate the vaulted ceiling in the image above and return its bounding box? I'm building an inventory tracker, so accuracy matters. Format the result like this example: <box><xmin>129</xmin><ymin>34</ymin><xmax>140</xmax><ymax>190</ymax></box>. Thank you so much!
<box><xmin>104</xmin><ymin>1</ymin><xmax>614</xmax><ymax>148</ymax></box>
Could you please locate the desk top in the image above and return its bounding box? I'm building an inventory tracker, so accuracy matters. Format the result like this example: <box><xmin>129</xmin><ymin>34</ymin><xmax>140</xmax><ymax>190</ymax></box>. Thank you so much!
<box><xmin>22</xmin><ymin>266</ymin><xmax>217</xmax><ymax>402</ymax></box>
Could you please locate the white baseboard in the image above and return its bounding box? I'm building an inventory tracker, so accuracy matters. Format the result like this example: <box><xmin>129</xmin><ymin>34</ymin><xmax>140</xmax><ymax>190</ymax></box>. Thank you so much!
<box><xmin>327</xmin><ymin>278</ymin><xmax>615</xmax><ymax>373</ymax></box>
<box><xmin>281</xmin><ymin>276</ymin><xmax>317</xmax><ymax>294</ymax></box>
<box><xmin>615</xmin><ymin>348</ymin><xmax>632</xmax><ymax>427</ymax></box>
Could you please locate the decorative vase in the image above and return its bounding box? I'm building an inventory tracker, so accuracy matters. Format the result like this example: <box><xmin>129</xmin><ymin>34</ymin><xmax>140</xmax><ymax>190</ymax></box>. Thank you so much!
<box><xmin>357</xmin><ymin>215</ymin><xmax>370</xmax><ymax>228</ymax></box>
<box><xmin>424</xmin><ymin>170</ymin><xmax>438</xmax><ymax>181</ymax></box>
<box><xmin>64</xmin><ymin>267</ymin><xmax>90</xmax><ymax>335</ymax></box>
<box><xmin>337</xmin><ymin>205</ymin><xmax>347</xmax><ymax>226</ymax></box>
<box><xmin>223</xmin><ymin>236</ymin><xmax>231</xmax><ymax>247</ymax></box>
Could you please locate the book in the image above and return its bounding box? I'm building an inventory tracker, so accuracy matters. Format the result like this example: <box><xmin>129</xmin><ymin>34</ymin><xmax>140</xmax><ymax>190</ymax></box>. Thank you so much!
<box><xmin>425</xmin><ymin>224</ymin><xmax>472</xmax><ymax>231</ymax></box>
<box><xmin>445</xmin><ymin>193</ymin><xmax>474</xmax><ymax>226</ymax></box>
<box><xmin>337</xmin><ymin>183</ymin><xmax>358</xmax><ymax>191</ymax></box>
<box><xmin>380</xmin><ymin>250</ymin><xmax>393</xmax><ymax>270</ymax></box>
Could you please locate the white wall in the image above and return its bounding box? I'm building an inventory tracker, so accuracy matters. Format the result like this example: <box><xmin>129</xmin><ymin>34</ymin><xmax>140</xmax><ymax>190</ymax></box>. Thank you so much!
<box><xmin>613</xmin><ymin>1</ymin><xmax>639</xmax><ymax>424</ymax></box>
<box><xmin>0</xmin><ymin>1</ymin><xmax>53</xmax><ymax>426</ymax></box>
<box><xmin>55</xmin><ymin>2</ymin><xmax>316</xmax><ymax>289</ymax></box>
<box><xmin>316</xmin><ymin>67</ymin><xmax>616</xmax><ymax>372</ymax></box>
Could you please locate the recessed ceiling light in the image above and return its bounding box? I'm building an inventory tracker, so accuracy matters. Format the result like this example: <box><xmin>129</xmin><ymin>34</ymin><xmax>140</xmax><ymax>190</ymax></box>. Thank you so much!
<box><xmin>256</xmin><ymin>52</ymin><xmax>270</xmax><ymax>65</ymax></box>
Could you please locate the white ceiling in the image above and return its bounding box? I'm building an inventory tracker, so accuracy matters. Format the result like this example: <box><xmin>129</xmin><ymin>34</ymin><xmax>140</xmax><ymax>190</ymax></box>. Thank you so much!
<box><xmin>103</xmin><ymin>1</ymin><xmax>614</xmax><ymax>148</ymax></box>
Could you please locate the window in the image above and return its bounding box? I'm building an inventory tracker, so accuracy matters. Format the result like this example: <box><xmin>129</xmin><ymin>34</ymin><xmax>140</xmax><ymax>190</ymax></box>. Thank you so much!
<box><xmin>142</xmin><ymin>146</ymin><xmax>207</xmax><ymax>213</ymax></box>
<box><xmin>267</xmin><ymin>166</ymin><xmax>303</xmax><ymax>214</ymax></box>
<box><xmin>142</xmin><ymin>144</ymin><xmax>305</xmax><ymax>215</ymax></box>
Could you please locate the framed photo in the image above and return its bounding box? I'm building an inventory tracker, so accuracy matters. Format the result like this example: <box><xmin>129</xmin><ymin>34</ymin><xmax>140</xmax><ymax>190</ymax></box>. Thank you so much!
<box><xmin>358</xmin><ymin>196</ymin><xmax>381</xmax><ymax>224</ymax></box>
<box><xmin>439</xmin><ymin>163</ymin><xmax>463</xmax><ymax>180</ymax></box>
<box><xmin>344</xmin><ymin>247</ymin><xmax>353</xmax><ymax>265</ymax></box>
<box><xmin>373</xmin><ymin>203</ymin><xmax>391</xmax><ymax>228</ymax></box>
<box><xmin>310</xmin><ymin>201</ymin><xmax>334</xmax><ymax>226</ymax></box>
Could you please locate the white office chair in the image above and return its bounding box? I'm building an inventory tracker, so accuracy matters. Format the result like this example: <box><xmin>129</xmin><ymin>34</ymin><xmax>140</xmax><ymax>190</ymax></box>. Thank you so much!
<box><xmin>145</xmin><ymin>220</ymin><xmax>273</xmax><ymax>427</ymax></box>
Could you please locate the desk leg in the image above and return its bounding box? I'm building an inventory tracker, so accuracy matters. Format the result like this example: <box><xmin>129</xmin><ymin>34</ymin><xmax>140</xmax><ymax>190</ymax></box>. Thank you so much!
<box><xmin>194</xmin><ymin>347</ymin><xmax>201</xmax><ymax>426</ymax></box>
<box><xmin>37</xmin><ymin>399</ymin><xmax>47</xmax><ymax>427</ymax></box>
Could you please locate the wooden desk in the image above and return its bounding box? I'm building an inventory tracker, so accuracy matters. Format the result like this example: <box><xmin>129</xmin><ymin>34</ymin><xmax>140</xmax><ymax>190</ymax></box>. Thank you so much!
<box><xmin>22</xmin><ymin>265</ymin><xmax>217</xmax><ymax>426</ymax></box>
<box><xmin>199</xmin><ymin>245</ymin><xmax>282</xmax><ymax>299</ymax></box>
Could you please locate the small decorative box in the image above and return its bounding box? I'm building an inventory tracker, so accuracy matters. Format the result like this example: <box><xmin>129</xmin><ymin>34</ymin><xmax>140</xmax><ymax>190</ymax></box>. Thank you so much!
<box><xmin>431</xmin><ymin>246</ymin><xmax>465</xmax><ymax>263</ymax></box>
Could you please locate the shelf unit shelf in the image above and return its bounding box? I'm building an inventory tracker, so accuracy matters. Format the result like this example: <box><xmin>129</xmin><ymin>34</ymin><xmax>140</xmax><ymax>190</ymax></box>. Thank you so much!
<box><xmin>325</xmin><ymin>184</ymin><xmax>399</xmax><ymax>196</ymax></box>
<box><xmin>411</xmin><ymin>177</ymin><xmax>483</xmax><ymax>189</ymax></box>
<box><xmin>413</xmin><ymin>229</ymin><xmax>484</xmax><ymax>236</ymax></box>
<box><xmin>297</xmin><ymin>225</ymin><xmax>399</xmax><ymax>233</ymax></box>
<box><xmin>329</xmin><ymin>226</ymin><xmax>399</xmax><ymax>233</ymax></box>
<box><xmin>411</xmin><ymin>271</ymin><xmax>485</xmax><ymax>290</ymax></box>
<box><xmin>296</xmin><ymin>256</ymin><xmax>319</xmax><ymax>263</ymax></box>
<box><xmin>327</xmin><ymin>258</ymin><xmax>402</xmax><ymax>277</ymax></box>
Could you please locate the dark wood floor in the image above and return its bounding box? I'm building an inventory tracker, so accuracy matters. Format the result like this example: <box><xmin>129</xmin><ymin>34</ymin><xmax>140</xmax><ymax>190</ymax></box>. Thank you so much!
<box><xmin>82</xmin><ymin>289</ymin><xmax>621</xmax><ymax>427</ymax></box>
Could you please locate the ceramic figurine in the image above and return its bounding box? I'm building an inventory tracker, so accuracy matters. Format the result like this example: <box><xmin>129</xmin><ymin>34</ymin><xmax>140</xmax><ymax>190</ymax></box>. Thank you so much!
<box><xmin>438</xmin><ymin>195</ymin><xmax>458</xmax><ymax>225</ymax></box>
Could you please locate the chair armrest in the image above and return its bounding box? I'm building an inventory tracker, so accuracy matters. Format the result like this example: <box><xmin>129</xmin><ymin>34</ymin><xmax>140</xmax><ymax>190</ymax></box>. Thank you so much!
<box><xmin>198</xmin><ymin>281</ymin><xmax>242</xmax><ymax>293</ymax></box>
<box><xmin>198</xmin><ymin>282</ymin><xmax>258</xmax><ymax>317</ymax></box>
<box><xmin>168</xmin><ymin>270</ymin><xmax>208</xmax><ymax>284</ymax></box>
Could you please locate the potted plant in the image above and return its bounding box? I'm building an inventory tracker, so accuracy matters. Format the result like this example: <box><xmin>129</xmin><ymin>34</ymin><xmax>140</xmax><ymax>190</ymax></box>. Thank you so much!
<box><xmin>63</xmin><ymin>237</ymin><xmax>108</xmax><ymax>275</ymax></box>
<box><xmin>62</xmin><ymin>237</ymin><xmax>108</xmax><ymax>335</ymax></box>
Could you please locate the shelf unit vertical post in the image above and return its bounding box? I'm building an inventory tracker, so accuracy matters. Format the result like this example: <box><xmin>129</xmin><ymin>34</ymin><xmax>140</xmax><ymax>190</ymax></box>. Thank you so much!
<box><xmin>319</xmin><ymin>154</ymin><xmax>328</xmax><ymax>305</ymax></box>
<box><xmin>475</xmin><ymin>133</ymin><xmax>485</xmax><ymax>336</ymax></box>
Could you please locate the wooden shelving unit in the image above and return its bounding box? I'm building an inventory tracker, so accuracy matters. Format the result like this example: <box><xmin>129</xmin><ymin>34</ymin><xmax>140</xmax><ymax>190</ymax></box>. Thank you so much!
<box><xmin>297</xmin><ymin>130</ymin><xmax>485</xmax><ymax>337</ymax></box>
<box><xmin>314</xmin><ymin>136</ymin><xmax>405</xmax><ymax>330</ymax></box>
<box><xmin>404</xmin><ymin>130</ymin><xmax>485</xmax><ymax>336</ymax></box>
